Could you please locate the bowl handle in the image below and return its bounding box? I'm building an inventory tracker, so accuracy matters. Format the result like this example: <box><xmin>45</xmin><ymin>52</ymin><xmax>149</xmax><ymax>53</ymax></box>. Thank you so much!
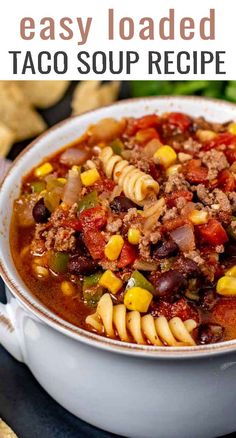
<box><xmin>0</xmin><ymin>300</ymin><xmax>24</xmax><ymax>362</ymax></box>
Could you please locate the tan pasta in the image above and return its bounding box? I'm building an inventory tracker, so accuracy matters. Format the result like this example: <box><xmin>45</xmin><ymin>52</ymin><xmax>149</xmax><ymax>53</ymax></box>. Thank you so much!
<box><xmin>99</xmin><ymin>147</ymin><xmax>159</xmax><ymax>205</ymax></box>
<box><xmin>86</xmin><ymin>294</ymin><xmax>197</xmax><ymax>346</ymax></box>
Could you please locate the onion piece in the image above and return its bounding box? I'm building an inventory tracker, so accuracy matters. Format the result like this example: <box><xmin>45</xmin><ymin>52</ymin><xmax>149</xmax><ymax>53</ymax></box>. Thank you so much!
<box><xmin>60</xmin><ymin>148</ymin><xmax>88</xmax><ymax>167</ymax></box>
<box><xmin>88</xmin><ymin>118</ymin><xmax>126</xmax><ymax>144</ymax></box>
<box><xmin>14</xmin><ymin>194</ymin><xmax>38</xmax><ymax>227</ymax></box>
<box><xmin>143</xmin><ymin>139</ymin><xmax>162</xmax><ymax>158</ymax></box>
<box><xmin>170</xmin><ymin>224</ymin><xmax>195</xmax><ymax>252</ymax></box>
<box><xmin>62</xmin><ymin>167</ymin><xmax>82</xmax><ymax>206</ymax></box>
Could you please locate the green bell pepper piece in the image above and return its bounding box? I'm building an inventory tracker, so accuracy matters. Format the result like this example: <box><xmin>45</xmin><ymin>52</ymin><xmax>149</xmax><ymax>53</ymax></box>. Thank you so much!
<box><xmin>83</xmin><ymin>272</ymin><xmax>103</xmax><ymax>307</ymax></box>
<box><xmin>110</xmin><ymin>139</ymin><xmax>124</xmax><ymax>155</ymax></box>
<box><xmin>49</xmin><ymin>252</ymin><xmax>69</xmax><ymax>274</ymax></box>
<box><xmin>126</xmin><ymin>270</ymin><xmax>154</xmax><ymax>293</ymax></box>
<box><xmin>30</xmin><ymin>181</ymin><xmax>46</xmax><ymax>193</ymax></box>
<box><xmin>77</xmin><ymin>191</ymin><xmax>98</xmax><ymax>213</ymax></box>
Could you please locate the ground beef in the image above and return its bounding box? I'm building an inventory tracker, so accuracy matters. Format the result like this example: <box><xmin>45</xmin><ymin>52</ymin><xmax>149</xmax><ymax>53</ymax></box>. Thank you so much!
<box><xmin>215</xmin><ymin>245</ymin><xmax>224</xmax><ymax>253</ymax></box>
<box><xmin>129</xmin><ymin>145</ymin><xmax>151</xmax><ymax>172</ymax></box>
<box><xmin>199</xmin><ymin>150</ymin><xmax>229</xmax><ymax>180</ymax></box>
<box><xmin>139</xmin><ymin>234</ymin><xmax>152</xmax><ymax>261</ymax></box>
<box><xmin>106</xmin><ymin>217</ymin><xmax>122</xmax><ymax>233</ymax></box>
<box><xmin>183</xmin><ymin>250</ymin><xmax>205</xmax><ymax>267</ymax></box>
<box><xmin>123</xmin><ymin>208</ymin><xmax>142</xmax><ymax>229</ymax></box>
<box><xmin>178</xmin><ymin>152</ymin><xmax>192</xmax><ymax>163</ymax></box>
<box><xmin>98</xmin><ymin>259</ymin><xmax>118</xmax><ymax>271</ymax></box>
<box><xmin>162</xmin><ymin>207</ymin><xmax>178</xmax><ymax>222</ymax></box>
<box><xmin>182</xmin><ymin>138</ymin><xmax>202</xmax><ymax>154</ymax></box>
<box><xmin>196</xmin><ymin>186</ymin><xmax>231</xmax><ymax>217</ymax></box>
<box><xmin>229</xmin><ymin>192</ymin><xmax>236</xmax><ymax>213</ymax></box>
<box><xmin>164</xmin><ymin>173</ymin><xmax>190</xmax><ymax>194</ymax></box>
<box><xmin>45</xmin><ymin>227</ymin><xmax>76</xmax><ymax>252</ymax></box>
<box><xmin>195</xmin><ymin>184</ymin><xmax>212</xmax><ymax>204</ymax></box>
<box><xmin>213</xmin><ymin>189</ymin><xmax>231</xmax><ymax>212</ymax></box>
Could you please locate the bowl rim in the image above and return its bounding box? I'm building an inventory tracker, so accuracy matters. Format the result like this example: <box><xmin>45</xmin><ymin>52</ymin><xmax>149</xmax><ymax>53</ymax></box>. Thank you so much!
<box><xmin>1</xmin><ymin>94</ymin><xmax>236</xmax><ymax>359</ymax></box>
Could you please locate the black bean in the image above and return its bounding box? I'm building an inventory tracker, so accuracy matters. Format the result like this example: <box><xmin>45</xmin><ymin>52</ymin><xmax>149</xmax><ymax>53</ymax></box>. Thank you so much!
<box><xmin>32</xmin><ymin>198</ymin><xmax>51</xmax><ymax>223</ymax></box>
<box><xmin>153</xmin><ymin>270</ymin><xmax>186</xmax><ymax>298</ymax></box>
<box><xmin>223</xmin><ymin>243</ymin><xmax>236</xmax><ymax>258</ymax></box>
<box><xmin>197</xmin><ymin>324</ymin><xmax>224</xmax><ymax>345</ymax></box>
<box><xmin>152</xmin><ymin>239</ymin><xmax>178</xmax><ymax>259</ymax></box>
<box><xmin>110</xmin><ymin>196</ymin><xmax>137</xmax><ymax>213</ymax></box>
<box><xmin>199</xmin><ymin>289</ymin><xmax>217</xmax><ymax>311</ymax></box>
<box><xmin>173</xmin><ymin>256</ymin><xmax>200</xmax><ymax>278</ymax></box>
<box><xmin>68</xmin><ymin>256</ymin><xmax>97</xmax><ymax>276</ymax></box>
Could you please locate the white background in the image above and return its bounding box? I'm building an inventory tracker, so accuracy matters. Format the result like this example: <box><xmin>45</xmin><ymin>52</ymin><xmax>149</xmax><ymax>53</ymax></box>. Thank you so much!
<box><xmin>0</xmin><ymin>0</ymin><xmax>235</xmax><ymax>80</ymax></box>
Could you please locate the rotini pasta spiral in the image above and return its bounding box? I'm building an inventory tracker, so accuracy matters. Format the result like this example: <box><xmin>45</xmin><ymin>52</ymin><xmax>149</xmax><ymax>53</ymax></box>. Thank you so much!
<box><xmin>99</xmin><ymin>147</ymin><xmax>159</xmax><ymax>205</ymax></box>
<box><xmin>86</xmin><ymin>294</ymin><xmax>197</xmax><ymax>346</ymax></box>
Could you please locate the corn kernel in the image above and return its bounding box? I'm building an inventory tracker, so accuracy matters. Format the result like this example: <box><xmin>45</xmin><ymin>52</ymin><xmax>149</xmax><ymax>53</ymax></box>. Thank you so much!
<box><xmin>188</xmin><ymin>210</ymin><xmax>209</xmax><ymax>225</ymax></box>
<box><xmin>72</xmin><ymin>165</ymin><xmax>81</xmax><ymax>172</ymax></box>
<box><xmin>105</xmin><ymin>235</ymin><xmax>124</xmax><ymax>261</ymax></box>
<box><xmin>225</xmin><ymin>265</ymin><xmax>236</xmax><ymax>277</ymax></box>
<box><xmin>99</xmin><ymin>270</ymin><xmax>123</xmax><ymax>294</ymax></box>
<box><xmin>196</xmin><ymin>129</ymin><xmax>217</xmax><ymax>143</ymax></box>
<box><xmin>33</xmin><ymin>265</ymin><xmax>49</xmax><ymax>279</ymax></box>
<box><xmin>81</xmin><ymin>168</ymin><xmax>100</xmax><ymax>186</ymax></box>
<box><xmin>35</xmin><ymin>162</ymin><xmax>53</xmax><ymax>177</ymax></box>
<box><xmin>128</xmin><ymin>228</ymin><xmax>141</xmax><ymax>245</ymax></box>
<box><xmin>228</xmin><ymin>123</ymin><xmax>236</xmax><ymax>136</ymax></box>
<box><xmin>124</xmin><ymin>287</ymin><xmax>153</xmax><ymax>312</ymax></box>
<box><xmin>61</xmin><ymin>281</ymin><xmax>76</xmax><ymax>296</ymax></box>
<box><xmin>166</xmin><ymin>164</ymin><xmax>182</xmax><ymax>177</ymax></box>
<box><xmin>216</xmin><ymin>276</ymin><xmax>236</xmax><ymax>296</ymax></box>
<box><xmin>154</xmin><ymin>145</ymin><xmax>177</xmax><ymax>169</ymax></box>
<box><xmin>57</xmin><ymin>178</ymin><xmax>67</xmax><ymax>184</ymax></box>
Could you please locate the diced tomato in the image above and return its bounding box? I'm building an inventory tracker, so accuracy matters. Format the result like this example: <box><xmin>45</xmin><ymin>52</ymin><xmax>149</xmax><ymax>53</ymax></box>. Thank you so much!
<box><xmin>117</xmin><ymin>241</ymin><xmax>137</xmax><ymax>268</ymax></box>
<box><xmin>166</xmin><ymin>190</ymin><xmax>193</xmax><ymax>208</ymax></box>
<box><xmin>136</xmin><ymin>114</ymin><xmax>159</xmax><ymax>130</ymax></box>
<box><xmin>224</xmin><ymin>147</ymin><xmax>236</xmax><ymax>165</ymax></box>
<box><xmin>83</xmin><ymin>231</ymin><xmax>106</xmax><ymax>260</ymax></box>
<box><xmin>79</xmin><ymin>206</ymin><xmax>107</xmax><ymax>231</ymax></box>
<box><xmin>63</xmin><ymin>218</ymin><xmax>82</xmax><ymax>231</ymax></box>
<box><xmin>218</xmin><ymin>169</ymin><xmax>235</xmax><ymax>192</ymax></box>
<box><xmin>171</xmin><ymin>298</ymin><xmax>199</xmax><ymax>322</ymax></box>
<box><xmin>197</xmin><ymin>219</ymin><xmax>228</xmax><ymax>246</ymax></box>
<box><xmin>167</xmin><ymin>112</ymin><xmax>192</xmax><ymax>132</ymax></box>
<box><xmin>151</xmin><ymin>297</ymin><xmax>199</xmax><ymax>322</ymax></box>
<box><xmin>94</xmin><ymin>177</ymin><xmax>116</xmax><ymax>193</ymax></box>
<box><xmin>203</xmin><ymin>133</ymin><xmax>236</xmax><ymax>151</ymax></box>
<box><xmin>213</xmin><ymin>298</ymin><xmax>236</xmax><ymax>327</ymax></box>
<box><xmin>136</xmin><ymin>128</ymin><xmax>160</xmax><ymax>145</ymax></box>
<box><xmin>124</xmin><ymin>118</ymin><xmax>139</xmax><ymax>137</ymax></box>
<box><xmin>184</xmin><ymin>159</ymin><xmax>208</xmax><ymax>184</ymax></box>
<box><xmin>150</xmin><ymin>300</ymin><xmax>173</xmax><ymax>319</ymax></box>
<box><xmin>148</xmin><ymin>162</ymin><xmax>161</xmax><ymax>181</ymax></box>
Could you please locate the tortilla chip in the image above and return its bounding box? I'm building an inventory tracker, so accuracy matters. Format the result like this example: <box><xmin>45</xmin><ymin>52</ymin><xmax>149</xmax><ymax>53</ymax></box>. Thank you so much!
<box><xmin>0</xmin><ymin>122</ymin><xmax>15</xmax><ymax>156</ymax></box>
<box><xmin>0</xmin><ymin>82</ymin><xmax>46</xmax><ymax>141</ymax></box>
<box><xmin>18</xmin><ymin>81</ymin><xmax>69</xmax><ymax>109</ymax></box>
<box><xmin>0</xmin><ymin>420</ymin><xmax>18</xmax><ymax>438</ymax></box>
<box><xmin>72</xmin><ymin>81</ymin><xmax>120</xmax><ymax>115</ymax></box>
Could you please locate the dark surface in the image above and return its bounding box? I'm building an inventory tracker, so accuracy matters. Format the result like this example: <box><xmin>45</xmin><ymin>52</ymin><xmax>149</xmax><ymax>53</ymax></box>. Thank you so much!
<box><xmin>0</xmin><ymin>81</ymin><xmax>234</xmax><ymax>438</ymax></box>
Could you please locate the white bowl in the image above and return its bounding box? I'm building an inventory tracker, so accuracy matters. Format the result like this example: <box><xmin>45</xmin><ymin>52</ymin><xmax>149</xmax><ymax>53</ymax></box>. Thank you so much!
<box><xmin>1</xmin><ymin>96</ymin><xmax>236</xmax><ymax>438</ymax></box>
